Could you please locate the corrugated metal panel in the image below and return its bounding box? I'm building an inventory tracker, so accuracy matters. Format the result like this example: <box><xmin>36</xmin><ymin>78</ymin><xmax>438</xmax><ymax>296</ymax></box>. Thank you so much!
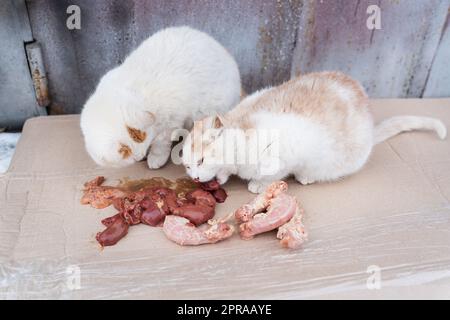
<box><xmin>27</xmin><ymin>0</ymin><xmax>302</xmax><ymax>114</ymax></box>
<box><xmin>0</xmin><ymin>0</ymin><xmax>46</xmax><ymax>130</ymax></box>
<box><xmin>291</xmin><ymin>0</ymin><xmax>450</xmax><ymax>98</ymax></box>
<box><xmin>24</xmin><ymin>0</ymin><xmax>450</xmax><ymax>116</ymax></box>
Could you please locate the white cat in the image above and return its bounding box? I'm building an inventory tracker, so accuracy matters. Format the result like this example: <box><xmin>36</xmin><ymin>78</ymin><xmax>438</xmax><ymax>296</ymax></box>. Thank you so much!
<box><xmin>80</xmin><ymin>26</ymin><xmax>241</xmax><ymax>169</ymax></box>
<box><xmin>182</xmin><ymin>71</ymin><xmax>447</xmax><ymax>193</ymax></box>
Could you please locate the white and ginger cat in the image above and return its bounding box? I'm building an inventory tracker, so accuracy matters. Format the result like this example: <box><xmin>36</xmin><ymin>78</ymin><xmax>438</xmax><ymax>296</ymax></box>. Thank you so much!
<box><xmin>182</xmin><ymin>71</ymin><xmax>447</xmax><ymax>193</ymax></box>
<box><xmin>81</xmin><ymin>26</ymin><xmax>241</xmax><ymax>169</ymax></box>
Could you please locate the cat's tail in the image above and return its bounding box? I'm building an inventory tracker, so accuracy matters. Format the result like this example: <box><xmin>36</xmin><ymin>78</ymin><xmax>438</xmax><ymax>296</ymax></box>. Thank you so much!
<box><xmin>374</xmin><ymin>116</ymin><xmax>447</xmax><ymax>145</ymax></box>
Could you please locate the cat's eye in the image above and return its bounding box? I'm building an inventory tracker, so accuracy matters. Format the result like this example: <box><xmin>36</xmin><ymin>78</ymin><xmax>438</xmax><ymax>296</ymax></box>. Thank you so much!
<box><xmin>197</xmin><ymin>157</ymin><xmax>204</xmax><ymax>166</ymax></box>
<box><xmin>186</xmin><ymin>165</ymin><xmax>190</xmax><ymax>169</ymax></box>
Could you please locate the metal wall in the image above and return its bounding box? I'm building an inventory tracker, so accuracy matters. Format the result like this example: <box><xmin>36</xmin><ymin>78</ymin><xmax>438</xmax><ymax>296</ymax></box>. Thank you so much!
<box><xmin>0</xmin><ymin>0</ymin><xmax>46</xmax><ymax>130</ymax></box>
<box><xmin>4</xmin><ymin>0</ymin><xmax>450</xmax><ymax>120</ymax></box>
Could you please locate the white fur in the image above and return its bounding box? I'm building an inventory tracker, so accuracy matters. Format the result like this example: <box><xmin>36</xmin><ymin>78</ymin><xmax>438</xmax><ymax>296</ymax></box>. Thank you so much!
<box><xmin>182</xmin><ymin>73</ymin><xmax>447</xmax><ymax>193</ymax></box>
<box><xmin>80</xmin><ymin>26</ymin><xmax>241</xmax><ymax>168</ymax></box>
<box><xmin>183</xmin><ymin>109</ymin><xmax>373</xmax><ymax>193</ymax></box>
<box><xmin>374</xmin><ymin>115</ymin><xmax>447</xmax><ymax>143</ymax></box>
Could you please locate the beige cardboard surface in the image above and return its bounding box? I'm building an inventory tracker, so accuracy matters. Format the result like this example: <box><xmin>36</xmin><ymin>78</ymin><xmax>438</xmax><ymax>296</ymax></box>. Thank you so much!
<box><xmin>1</xmin><ymin>99</ymin><xmax>450</xmax><ymax>299</ymax></box>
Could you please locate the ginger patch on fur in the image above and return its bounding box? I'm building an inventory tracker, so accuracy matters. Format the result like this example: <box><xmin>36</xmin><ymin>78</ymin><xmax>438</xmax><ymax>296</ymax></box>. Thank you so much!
<box><xmin>126</xmin><ymin>126</ymin><xmax>147</xmax><ymax>143</ymax></box>
<box><xmin>119</xmin><ymin>143</ymin><xmax>132</xmax><ymax>159</ymax></box>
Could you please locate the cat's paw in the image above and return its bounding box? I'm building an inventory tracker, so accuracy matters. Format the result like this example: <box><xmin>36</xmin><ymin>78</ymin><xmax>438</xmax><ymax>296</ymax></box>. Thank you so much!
<box><xmin>147</xmin><ymin>151</ymin><xmax>170</xmax><ymax>169</ymax></box>
<box><xmin>248</xmin><ymin>180</ymin><xmax>267</xmax><ymax>194</ymax></box>
<box><xmin>295</xmin><ymin>175</ymin><xmax>315</xmax><ymax>185</ymax></box>
<box><xmin>216</xmin><ymin>172</ymin><xmax>230</xmax><ymax>185</ymax></box>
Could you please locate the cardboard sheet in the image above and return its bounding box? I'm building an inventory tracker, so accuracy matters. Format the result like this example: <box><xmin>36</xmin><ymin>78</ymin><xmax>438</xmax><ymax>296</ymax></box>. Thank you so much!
<box><xmin>1</xmin><ymin>99</ymin><xmax>450</xmax><ymax>299</ymax></box>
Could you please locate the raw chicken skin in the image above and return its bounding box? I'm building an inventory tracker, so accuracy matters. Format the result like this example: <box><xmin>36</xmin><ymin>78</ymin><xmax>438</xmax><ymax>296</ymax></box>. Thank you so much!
<box><xmin>235</xmin><ymin>181</ymin><xmax>288</xmax><ymax>223</ymax></box>
<box><xmin>277</xmin><ymin>206</ymin><xmax>307</xmax><ymax>249</ymax></box>
<box><xmin>163</xmin><ymin>215</ymin><xmax>234</xmax><ymax>246</ymax></box>
<box><xmin>81</xmin><ymin>177</ymin><xmax>129</xmax><ymax>209</ymax></box>
<box><xmin>239</xmin><ymin>193</ymin><xmax>297</xmax><ymax>240</ymax></box>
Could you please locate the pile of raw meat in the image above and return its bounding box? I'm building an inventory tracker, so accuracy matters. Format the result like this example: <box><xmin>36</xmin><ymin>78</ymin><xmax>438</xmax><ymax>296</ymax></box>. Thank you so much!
<box><xmin>81</xmin><ymin>176</ymin><xmax>231</xmax><ymax>246</ymax></box>
<box><xmin>81</xmin><ymin>177</ymin><xmax>307</xmax><ymax>249</ymax></box>
<box><xmin>234</xmin><ymin>181</ymin><xmax>307</xmax><ymax>249</ymax></box>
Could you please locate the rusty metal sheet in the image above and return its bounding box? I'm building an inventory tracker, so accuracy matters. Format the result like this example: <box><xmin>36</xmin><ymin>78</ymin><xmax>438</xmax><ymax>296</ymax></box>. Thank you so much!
<box><xmin>27</xmin><ymin>0</ymin><xmax>302</xmax><ymax>114</ymax></box>
<box><xmin>26</xmin><ymin>42</ymin><xmax>51</xmax><ymax>107</ymax></box>
<box><xmin>24</xmin><ymin>0</ymin><xmax>450</xmax><ymax>117</ymax></box>
<box><xmin>0</xmin><ymin>0</ymin><xmax>46</xmax><ymax>130</ymax></box>
<box><xmin>291</xmin><ymin>0</ymin><xmax>450</xmax><ymax>98</ymax></box>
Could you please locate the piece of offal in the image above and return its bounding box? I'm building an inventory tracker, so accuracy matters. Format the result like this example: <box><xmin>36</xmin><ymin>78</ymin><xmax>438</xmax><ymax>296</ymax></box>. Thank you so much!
<box><xmin>239</xmin><ymin>193</ymin><xmax>297</xmax><ymax>240</ymax></box>
<box><xmin>235</xmin><ymin>181</ymin><xmax>288</xmax><ymax>223</ymax></box>
<box><xmin>163</xmin><ymin>215</ymin><xmax>234</xmax><ymax>246</ymax></box>
<box><xmin>276</xmin><ymin>206</ymin><xmax>307</xmax><ymax>249</ymax></box>
<box><xmin>235</xmin><ymin>180</ymin><xmax>307</xmax><ymax>249</ymax></box>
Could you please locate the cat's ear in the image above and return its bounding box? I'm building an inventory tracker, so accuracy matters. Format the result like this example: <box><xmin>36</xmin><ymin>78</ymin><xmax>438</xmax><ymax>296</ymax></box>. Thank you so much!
<box><xmin>119</xmin><ymin>88</ymin><xmax>155</xmax><ymax>130</ymax></box>
<box><xmin>123</xmin><ymin>108</ymin><xmax>155</xmax><ymax>128</ymax></box>
<box><xmin>138</xmin><ymin>111</ymin><xmax>155</xmax><ymax>128</ymax></box>
<box><xmin>125</xmin><ymin>111</ymin><xmax>155</xmax><ymax>143</ymax></box>
<box><xmin>122</xmin><ymin>107</ymin><xmax>155</xmax><ymax>143</ymax></box>
<box><xmin>213</xmin><ymin>114</ymin><xmax>228</xmax><ymax>129</ymax></box>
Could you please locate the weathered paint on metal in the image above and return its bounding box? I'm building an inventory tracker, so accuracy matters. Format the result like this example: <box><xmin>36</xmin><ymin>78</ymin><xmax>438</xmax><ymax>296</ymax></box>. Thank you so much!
<box><xmin>27</xmin><ymin>0</ymin><xmax>303</xmax><ymax>114</ymax></box>
<box><xmin>0</xmin><ymin>0</ymin><xmax>46</xmax><ymax>130</ymax></box>
<box><xmin>12</xmin><ymin>0</ymin><xmax>34</xmax><ymax>43</ymax></box>
<box><xmin>423</xmin><ymin>8</ymin><xmax>450</xmax><ymax>98</ymax></box>
<box><xmin>26</xmin><ymin>42</ymin><xmax>51</xmax><ymax>107</ymax></box>
<box><xmin>18</xmin><ymin>0</ymin><xmax>450</xmax><ymax>117</ymax></box>
<box><xmin>291</xmin><ymin>0</ymin><xmax>450</xmax><ymax>98</ymax></box>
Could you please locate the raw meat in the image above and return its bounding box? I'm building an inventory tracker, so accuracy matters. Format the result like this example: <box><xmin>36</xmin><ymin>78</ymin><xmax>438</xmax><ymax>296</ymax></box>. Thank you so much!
<box><xmin>163</xmin><ymin>215</ymin><xmax>234</xmax><ymax>246</ymax></box>
<box><xmin>81</xmin><ymin>177</ymin><xmax>129</xmax><ymax>209</ymax></box>
<box><xmin>239</xmin><ymin>193</ymin><xmax>297</xmax><ymax>240</ymax></box>
<box><xmin>235</xmin><ymin>181</ymin><xmax>288</xmax><ymax>223</ymax></box>
<box><xmin>96</xmin><ymin>216</ymin><xmax>129</xmax><ymax>246</ymax></box>
<box><xmin>212</xmin><ymin>188</ymin><xmax>227</xmax><ymax>203</ymax></box>
<box><xmin>173</xmin><ymin>189</ymin><xmax>216</xmax><ymax>225</ymax></box>
<box><xmin>81</xmin><ymin>176</ymin><xmax>228</xmax><ymax>247</ymax></box>
<box><xmin>195</xmin><ymin>179</ymin><xmax>228</xmax><ymax>203</ymax></box>
<box><xmin>101</xmin><ymin>213</ymin><xmax>121</xmax><ymax>227</ymax></box>
<box><xmin>234</xmin><ymin>180</ymin><xmax>307</xmax><ymax>249</ymax></box>
<box><xmin>277</xmin><ymin>206</ymin><xmax>308</xmax><ymax>249</ymax></box>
